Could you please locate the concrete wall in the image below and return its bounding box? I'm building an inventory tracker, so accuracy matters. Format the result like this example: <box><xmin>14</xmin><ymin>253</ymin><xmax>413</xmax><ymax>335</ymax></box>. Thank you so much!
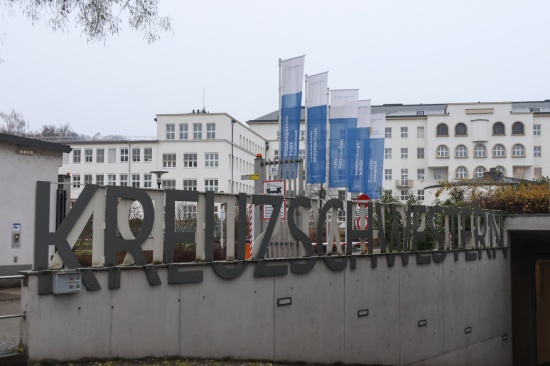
<box><xmin>21</xmin><ymin>252</ymin><xmax>512</xmax><ymax>365</ymax></box>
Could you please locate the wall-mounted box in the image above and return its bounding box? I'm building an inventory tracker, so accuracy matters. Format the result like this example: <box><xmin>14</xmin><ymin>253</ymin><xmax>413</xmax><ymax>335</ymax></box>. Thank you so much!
<box><xmin>52</xmin><ymin>271</ymin><xmax>82</xmax><ymax>294</ymax></box>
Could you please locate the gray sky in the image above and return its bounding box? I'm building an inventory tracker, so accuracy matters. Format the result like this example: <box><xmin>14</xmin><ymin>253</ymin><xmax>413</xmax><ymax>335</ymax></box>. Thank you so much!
<box><xmin>1</xmin><ymin>0</ymin><xmax>549</xmax><ymax>137</ymax></box>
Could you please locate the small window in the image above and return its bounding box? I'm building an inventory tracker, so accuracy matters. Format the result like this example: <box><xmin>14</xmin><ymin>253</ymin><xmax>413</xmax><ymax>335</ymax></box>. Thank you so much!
<box><xmin>400</xmin><ymin>190</ymin><xmax>410</xmax><ymax>201</ymax></box>
<box><xmin>455</xmin><ymin>145</ymin><xmax>468</xmax><ymax>158</ymax></box>
<box><xmin>73</xmin><ymin>149</ymin><xmax>81</xmax><ymax>163</ymax></box>
<box><xmin>534</xmin><ymin>124</ymin><xmax>541</xmax><ymax>136</ymax></box>
<box><xmin>72</xmin><ymin>175</ymin><xmax>80</xmax><ymax>188</ymax></box>
<box><xmin>144</xmin><ymin>148</ymin><xmax>153</xmax><ymax>162</ymax></box>
<box><xmin>493</xmin><ymin>144</ymin><xmax>506</xmax><ymax>157</ymax></box>
<box><xmin>206</xmin><ymin>123</ymin><xmax>216</xmax><ymax>139</ymax></box>
<box><xmin>512</xmin><ymin>121</ymin><xmax>525</xmax><ymax>135</ymax></box>
<box><xmin>474</xmin><ymin>144</ymin><xmax>486</xmax><ymax>158</ymax></box>
<box><xmin>455</xmin><ymin>123</ymin><xmax>467</xmax><ymax>136</ymax></box>
<box><xmin>184</xmin><ymin>153</ymin><xmax>198</xmax><ymax>168</ymax></box>
<box><xmin>535</xmin><ymin>167</ymin><xmax>542</xmax><ymax>179</ymax></box>
<box><xmin>455</xmin><ymin>166</ymin><xmax>468</xmax><ymax>179</ymax></box>
<box><xmin>512</xmin><ymin>144</ymin><xmax>525</xmax><ymax>157</ymax></box>
<box><xmin>385</xmin><ymin>127</ymin><xmax>392</xmax><ymax>139</ymax></box>
<box><xmin>205</xmin><ymin>179</ymin><xmax>219</xmax><ymax>192</ymax></box>
<box><xmin>436</xmin><ymin>123</ymin><xmax>448</xmax><ymax>136</ymax></box>
<box><xmin>492</xmin><ymin>122</ymin><xmax>505</xmax><ymax>135</ymax></box>
<box><xmin>205</xmin><ymin>153</ymin><xmax>219</xmax><ymax>167</ymax></box>
<box><xmin>384</xmin><ymin>169</ymin><xmax>392</xmax><ymax>181</ymax></box>
<box><xmin>401</xmin><ymin>148</ymin><xmax>408</xmax><ymax>159</ymax></box>
<box><xmin>417</xmin><ymin>169</ymin><xmax>425</xmax><ymax>180</ymax></box>
<box><xmin>120</xmin><ymin>148</ymin><xmax>128</xmax><ymax>162</ymax></box>
<box><xmin>400</xmin><ymin>169</ymin><xmax>408</xmax><ymax>186</ymax></box>
<box><xmin>143</xmin><ymin>174</ymin><xmax>152</xmax><ymax>188</ymax></box>
<box><xmin>96</xmin><ymin>149</ymin><xmax>105</xmax><ymax>163</ymax></box>
<box><xmin>417</xmin><ymin>190</ymin><xmax>424</xmax><ymax>201</ymax></box>
<box><xmin>179</xmin><ymin>124</ymin><xmax>188</xmax><ymax>139</ymax></box>
<box><xmin>108</xmin><ymin>174</ymin><xmax>116</xmax><ymax>186</ymax></box>
<box><xmin>132</xmin><ymin>174</ymin><xmax>140</xmax><ymax>187</ymax></box>
<box><xmin>385</xmin><ymin>148</ymin><xmax>392</xmax><ymax>159</ymax></box>
<box><xmin>162</xmin><ymin>180</ymin><xmax>176</xmax><ymax>190</ymax></box>
<box><xmin>193</xmin><ymin>124</ymin><xmax>203</xmax><ymax>139</ymax></box>
<box><xmin>85</xmin><ymin>149</ymin><xmax>93</xmax><ymax>163</ymax></box>
<box><xmin>166</xmin><ymin>124</ymin><xmax>175</xmax><ymax>140</ymax></box>
<box><xmin>120</xmin><ymin>174</ymin><xmax>128</xmax><ymax>187</ymax></box>
<box><xmin>132</xmin><ymin>148</ymin><xmax>140</xmax><ymax>162</ymax></box>
<box><xmin>417</xmin><ymin>148</ymin><xmax>425</xmax><ymax>159</ymax></box>
<box><xmin>534</xmin><ymin>146</ymin><xmax>542</xmax><ymax>158</ymax></box>
<box><xmin>96</xmin><ymin>174</ymin><xmax>104</xmax><ymax>186</ymax></box>
<box><xmin>163</xmin><ymin>153</ymin><xmax>177</xmax><ymax>168</ymax></box>
<box><xmin>84</xmin><ymin>174</ymin><xmax>92</xmax><ymax>185</ymax></box>
<box><xmin>417</xmin><ymin>126</ymin><xmax>424</xmax><ymax>138</ymax></box>
<box><xmin>436</xmin><ymin>145</ymin><xmax>449</xmax><ymax>158</ymax></box>
<box><xmin>474</xmin><ymin>166</ymin><xmax>486</xmax><ymax>178</ymax></box>
<box><xmin>401</xmin><ymin>127</ymin><xmax>408</xmax><ymax>138</ymax></box>
<box><xmin>183</xmin><ymin>179</ymin><xmax>197</xmax><ymax>191</ymax></box>
<box><xmin>108</xmin><ymin>148</ymin><xmax>116</xmax><ymax>163</ymax></box>
<box><xmin>434</xmin><ymin>169</ymin><xmax>442</xmax><ymax>180</ymax></box>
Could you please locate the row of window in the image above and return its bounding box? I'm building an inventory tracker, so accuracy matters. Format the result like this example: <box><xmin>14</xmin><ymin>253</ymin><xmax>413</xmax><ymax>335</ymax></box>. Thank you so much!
<box><xmin>162</xmin><ymin>153</ymin><xmax>219</xmax><ymax>168</ymax></box>
<box><xmin>71</xmin><ymin>174</ymin><xmax>220</xmax><ymax>192</ymax></box>
<box><xmin>384</xmin><ymin>166</ymin><xmax>504</xmax><ymax>182</ymax></box>
<box><xmin>384</xmin><ymin>123</ymin><xmax>541</xmax><ymax>139</ymax></box>
<box><xmin>72</xmin><ymin>147</ymin><xmax>153</xmax><ymax>164</ymax></box>
<box><xmin>273</xmin><ymin>149</ymin><xmax>306</xmax><ymax>160</ymax></box>
<box><xmin>166</xmin><ymin>123</ymin><xmax>215</xmax><ymax>140</ymax></box>
<box><xmin>383</xmin><ymin>144</ymin><xmax>541</xmax><ymax>160</ymax></box>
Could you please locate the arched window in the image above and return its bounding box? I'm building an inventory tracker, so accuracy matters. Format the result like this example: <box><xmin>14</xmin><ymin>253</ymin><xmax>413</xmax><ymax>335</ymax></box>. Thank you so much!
<box><xmin>493</xmin><ymin>144</ymin><xmax>505</xmax><ymax>157</ymax></box>
<box><xmin>512</xmin><ymin>121</ymin><xmax>525</xmax><ymax>135</ymax></box>
<box><xmin>474</xmin><ymin>144</ymin><xmax>486</xmax><ymax>157</ymax></box>
<box><xmin>436</xmin><ymin>123</ymin><xmax>448</xmax><ymax>136</ymax></box>
<box><xmin>455</xmin><ymin>123</ymin><xmax>467</xmax><ymax>136</ymax></box>
<box><xmin>493</xmin><ymin>122</ymin><xmax>505</xmax><ymax>135</ymax></box>
<box><xmin>512</xmin><ymin>144</ymin><xmax>525</xmax><ymax>157</ymax></box>
<box><xmin>436</xmin><ymin>145</ymin><xmax>449</xmax><ymax>158</ymax></box>
<box><xmin>455</xmin><ymin>145</ymin><xmax>468</xmax><ymax>158</ymax></box>
<box><xmin>474</xmin><ymin>166</ymin><xmax>486</xmax><ymax>178</ymax></box>
<box><xmin>455</xmin><ymin>166</ymin><xmax>468</xmax><ymax>179</ymax></box>
<box><xmin>496</xmin><ymin>166</ymin><xmax>506</xmax><ymax>175</ymax></box>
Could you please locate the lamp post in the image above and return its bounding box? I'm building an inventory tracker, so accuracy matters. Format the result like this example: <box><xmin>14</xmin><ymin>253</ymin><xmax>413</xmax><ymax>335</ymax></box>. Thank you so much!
<box><xmin>231</xmin><ymin>119</ymin><xmax>236</xmax><ymax>193</ymax></box>
<box><xmin>150</xmin><ymin>171</ymin><xmax>168</xmax><ymax>189</ymax></box>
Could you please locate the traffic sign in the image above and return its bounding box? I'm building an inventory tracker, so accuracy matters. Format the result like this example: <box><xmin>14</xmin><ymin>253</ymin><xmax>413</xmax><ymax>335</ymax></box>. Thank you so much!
<box><xmin>357</xmin><ymin>193</ymin><xmax>370</xmax><ymax>206</ymax></box>
<box><xmin>241</xmin><ymin>174</ymin><xmax>260</xmax><ymax>180</ymax></box>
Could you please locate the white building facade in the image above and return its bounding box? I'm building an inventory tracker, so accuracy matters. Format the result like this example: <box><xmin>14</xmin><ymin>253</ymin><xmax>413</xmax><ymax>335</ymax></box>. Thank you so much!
<box><xmin>58</xmin><ymin>112</ymin><xmax>266</xmax><ymax>201</ymax></box>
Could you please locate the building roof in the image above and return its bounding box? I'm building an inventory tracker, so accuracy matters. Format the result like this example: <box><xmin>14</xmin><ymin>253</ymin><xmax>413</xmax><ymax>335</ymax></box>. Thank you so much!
<box><xmin>249</xmin><ymin>100</ymin><xmax>550</xmax><ymax>123</ymax></box>
<box><xmin>0</xmin><ymin>133</ymin><xmax>72</xmax><ymax>153</ymax></box>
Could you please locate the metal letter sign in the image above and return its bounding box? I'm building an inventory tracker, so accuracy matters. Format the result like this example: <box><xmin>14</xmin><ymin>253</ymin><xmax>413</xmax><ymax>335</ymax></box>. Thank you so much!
<box><xmin>263</xmin><ymin>180</ymin><xmax>286</xmax><ymax>220</ymax></box>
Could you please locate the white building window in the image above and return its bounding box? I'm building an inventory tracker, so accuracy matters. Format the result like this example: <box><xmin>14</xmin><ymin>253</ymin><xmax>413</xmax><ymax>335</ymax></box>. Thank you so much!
<box><xmin>183</xmin><ymin>179</ymin><xmax>197</xmax><ymax>191</ymax></box>
<box><xmin>493</xmin><ymin>144</ymin><xmax>505</xmax><ymax>157</ymax></box>
<box><xmin>385</xmin><ymin>148</ymin><xmax>392</xmax><ymax>159</ymax></box>
<box><xmin>401</xmin><ymin>127</ymin><xmax>408</xmax><ymax>138</ymax></box>
<box><xmin>143</xmin><ymin>174</ymin><xmax>152</xmax><ymax>188</ymax></box>
<box><xmin>97</xmin><ymin>149</ymin><xmax>105</xmax><ymax>163</ymax></box>
<box><xmin>400</xmin><ymin>169</ymin><xmax>408</xmax><ymax>186</ymax></box>
<box><xmin>512</xmin><ymin>144</ymin><xmax>525</xmax><ymax>157</ymax></box>
<box><xmin>436</xmin><ymin>145</ymin><xmax>449</xmax><ymax>158</ymax></box>
<box><xmin>417</xmin><ymin>126</ymin><xmax>424</xmax><ymax>138</ymax></box>
<box><xmin>73</xmin><ymin>149</ymin><xmax>81</xmax><ymax>163</ymax></box>
<box><xmin>193</xmin><ymin>123</ymin><xmax>202</xmax><ymax>139</ymax></box>
<box><xmin>132</xmin><ymin>174</ymin><xmax>140</xmax><ymax>187</ymax></box>
<box><xmin>84</xmin><ymin>174</ymin><xmax>92</xmax><ymax>185</ymax></box>
<box><xmin>205</xmin><ymin>179</ymin><xmax>218</xmax><ymax>192</ymax></box>
<box><xmin>385</xmin><ymin>127</ymin><xmax>392</xmax><ymax>138</ymax></box>
<box><xmin>400</xmin><ymin>190</ymin><xmax>409</xmax><ymax>200</ymax></box>
<box><xmin>274</xmin><ymin>149</ymin><xmax>279</xmax><ymax>160</ymax></box>
<box><xmin>120</xmin><ymin>174</ymin><xmax>128</xmax><ymax>187</ymax></box>
<box><xmin>184</xmin><ymin>153</ymin><xmax>197</xmax><ymax>168</ymax></box>
<box><xmin>162</xmin><ymin>179</ymin><xmax>176</xmax><ymax>189</ymax></box>
<box><xmin>417</xmin><ymin>190</ymin><xmax>424</xmax><ymax>201</ymax></box>
<box><xmin>455</xmin><ymin>145</ymin><xmax>468</xmax><ymax>158</ymax></box>
<box><xmin>417</xmin><ymin>169</ymin><xmax>425</xmax><ymax>180</ymax></box>
<box><xmin>120</xmin><ymin>148</ymin><xmax>128</xmax><ymax>162</ymax></box>
<box><xmin>401</xmin><ymin>148</ymin><xmax>408</xmax><ymax>159</ymax></box>
<box><xmin>166</xmin><ymin>124</ymin><xmax>175</xmax><ymax>140</ymax></box>
<box><xmin>85</xmin><ymin>149</ymin><xmax>93</xmax><ymax>163</ymax></box>
<box><xmin>534</xmin><ymin>146</ymin><xmax>542</xmax><ymax>158</ymax></box>
<box><xmin>72</xmin><ymin>175</ymin><xmax>80</xmax><ymax>188</ymax></box>
<box><xmin>163</xmin><ymin>153</ymin><xmax>176</xmax><ymax>168</ymax></box>
<box><xmin>512</xmin><ymin>121</ymin><xmax>525</xmax><ymax>135</ymax></box>
<box><xmin>206</xmin><ymin>123</ymin><xmax>216</xmax><ymax>139</ymax></box>
<box><xmin>96</xmin><ymin>174</ymin><xmax>104</xmax><ymax>186</ymax></box>
<box><xmin>455</xmin><ymin>166</ymin><xmax>468</xmax><ymax>179</ymax></box>
<box><xmin>434</xmin><ymin>169</ymin><xmax>442</xmax><ymax>180</ymax></box>
<box><xmin>417</xmin><ymin>148</ymin><xmax>424</xmax><ymax>159</ymax></box>
<box><xmin>496</xmin><ymin>166</ymin><xmax>506</xmax><ymax>175</ymax></box>
<box><xmin>179</xmin><ymin>124</ymin><xmax>188</xmax><ymax>139</ymax></box>
<box><xmin>474</xmin><ymin>144</ymin><xmax>486</xmax><ymax>158</ymax></box>
<box><xmin>205</xmin><ymin>153</ymin><xmax>219</xmax><ymax>167</ymax></box>
<box><xmin>108</xmin><ymin>148</ymin><xmax>116</xmax><ymax>163</ymax></box>
<box><xmin>108</xmin><ymin>174</ymin><xmax>116</xmax><ymax>186</ymax></box>
<box><xmin>132</xmin><ymin>148</ymin><xmax>140</xmax><ymax>162</ymax></box>
<box><xmin>474</xmin><ymin>166</ymin><xmax>485</xmax><ymax>178</ymax></box>
<box><xmin>144</xmin><ymin>148</ymin><xmax>152</xmax><ymax>162</ymax></box>
<box><xmin>384</xmin><ymin>169</ymin><xmax>392</xmax><ymax>181</ymax></box>
<box><xmin>534</xmin><ymin>124</ymin><xmax>541</xmax><ymax>136</ymax></box>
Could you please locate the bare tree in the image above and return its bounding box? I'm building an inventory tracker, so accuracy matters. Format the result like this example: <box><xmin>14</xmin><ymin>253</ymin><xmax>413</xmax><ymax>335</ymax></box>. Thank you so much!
<box><xmin>0</xmin><ymin>0</ymin><xmax>171</xmax><ymax>43</ymax></box>
<box><xmin>0</xmin><ymin>109</ymin><xmax>28</xmax><ymax>136</ymax></box>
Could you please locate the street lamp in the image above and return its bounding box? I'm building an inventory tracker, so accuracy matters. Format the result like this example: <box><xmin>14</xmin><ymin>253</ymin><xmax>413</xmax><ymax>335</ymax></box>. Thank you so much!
<box><xmin>150</xmin><ymin>171</ymin><xmax>168</xmax><ymax>189</ymax></box>
<box><xmin>231</xmin><ymin>119</ymin><xmax>236</xmax><ymax>193</ymax></box>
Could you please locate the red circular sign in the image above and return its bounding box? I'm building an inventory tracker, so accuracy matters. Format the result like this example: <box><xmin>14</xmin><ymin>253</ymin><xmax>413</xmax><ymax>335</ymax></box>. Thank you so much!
<box><xmin>357</xmin><ymin>194</ymin><xmax>370</xmax><ymax>207</ymax></box>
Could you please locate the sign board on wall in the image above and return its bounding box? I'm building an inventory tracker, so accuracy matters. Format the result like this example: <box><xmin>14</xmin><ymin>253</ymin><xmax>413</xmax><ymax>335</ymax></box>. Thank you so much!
<box><xmin>263</xmin><ymin>180</ymin><xmax>285</xmax><ymax>220</ymax></box>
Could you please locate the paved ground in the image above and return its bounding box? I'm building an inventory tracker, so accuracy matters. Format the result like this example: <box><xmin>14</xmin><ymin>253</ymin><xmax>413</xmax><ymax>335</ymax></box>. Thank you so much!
<box><xmin>0</xmin><ymin>286</ymin><xmax>22</xmax><ymax>356</ymax></box>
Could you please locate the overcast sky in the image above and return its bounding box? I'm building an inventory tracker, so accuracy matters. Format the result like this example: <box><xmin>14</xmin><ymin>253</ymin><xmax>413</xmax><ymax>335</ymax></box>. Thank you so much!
<box><xmin>1</xmin><ymin>0</ymin><xmax>549</xmax><ymax>137</ymax></box>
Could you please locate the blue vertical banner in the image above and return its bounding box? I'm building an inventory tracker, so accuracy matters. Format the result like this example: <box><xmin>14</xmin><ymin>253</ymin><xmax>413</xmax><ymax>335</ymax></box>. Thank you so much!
<box><xmin>306</xmin><ymin>72</ymin><xmax>328</xmax><ymax>184</ymax></box>
<box><xmin>363</xmin><ymin>113</ymin><xmax>386</xmax><ymax>198</ymax></box>
<box><xmin>280</xmin><ymin>56</ymin><xmax>305</xmax><ymax>178</ymax></box>
<box><xmin>348</xmin><ymin>100</ymin><xmax>371</xmax><ymax>192</ymax></box>
<box><xmin>328</xmin><ymin>89</ymin><xmax>359</xmax><ymax>188</ymax></box>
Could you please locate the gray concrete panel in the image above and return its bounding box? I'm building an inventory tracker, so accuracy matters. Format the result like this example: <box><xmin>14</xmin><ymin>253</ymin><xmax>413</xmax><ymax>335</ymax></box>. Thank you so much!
<box><xmin>180</xmin><ymin>264</ymin><xmax>275</xmax><ymax>361</ymax></box>
<box><xmin>22</xmin><ymin>273</ymin><xmax>111</xmax><ymax>362</ymax></box>
<box><xmin>466</xmin><ymin>334</ymin><xmax>512</xmax><ymax>366</ymax></box>
<box><xmin>344</xmin><ymin>255</ymin><xmax>400</xmax><ymax>366</ymax></box>
<box><xmin>110</xmin><ymin>268</ymin><xmax>180</xmax><ymax>359</ymax></box>
<box><xmin>442</xmin><ymin>258</ymin><xmax>479</xmax><ymax>352</ymax></box>
<box><xmin>407</xmin><ymin>348</ymin><xmax>467</xmax><ymax>366</ymax></box>
<box><xmin>272</xmin><ymin>263</ymin><xmax>345</xmax><ymax>364</ymax></box>
<box><xmin>477</xmin><ymin>255</ymin><xmax>512</xmax><ymax>340</ymax></box>
<box><xmin>399</xmin><ymin>260</ymin><xmax>444</xmax><ymax>365</ymax></box>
